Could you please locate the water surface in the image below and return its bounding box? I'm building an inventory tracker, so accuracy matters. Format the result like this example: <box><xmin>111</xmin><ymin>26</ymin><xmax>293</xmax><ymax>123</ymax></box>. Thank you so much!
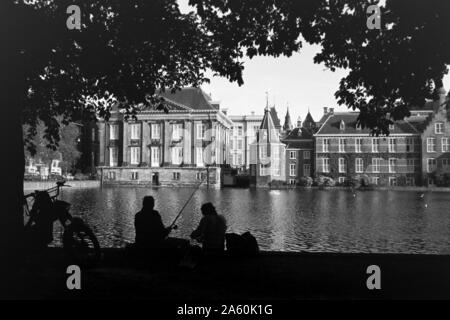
<box><xmin>54</xmin><ymin>187</ymin><xmax>450</xmax><ymax>254</ymax></box>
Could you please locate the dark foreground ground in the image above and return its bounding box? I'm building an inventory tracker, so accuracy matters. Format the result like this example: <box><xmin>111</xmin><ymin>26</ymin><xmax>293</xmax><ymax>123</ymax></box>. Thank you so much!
<box><xmin>2</xmin><ymin>248</ymin><xmax>450</xmax><ymax>300</ymax></box>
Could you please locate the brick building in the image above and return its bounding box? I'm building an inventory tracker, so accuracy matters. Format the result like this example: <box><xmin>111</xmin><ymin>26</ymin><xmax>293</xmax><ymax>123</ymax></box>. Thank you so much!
<box><xmin>281</xmin><ymin>111</ymin><xmax>316</xmax><ymax>185</ymax></box>
<box><xmin>94</xmin><ymin>87</ymin><xmax>232</xmax><ymax>188</ymax></box>
<box><xmin>416</xmin><ymin>88</ymin><xmax>450</xmax><ymax>186</ymax></box>
<box><xmin>313</xmin><ymin>88</ymin><xmax>450</xmax><ymax>186</ymax></box>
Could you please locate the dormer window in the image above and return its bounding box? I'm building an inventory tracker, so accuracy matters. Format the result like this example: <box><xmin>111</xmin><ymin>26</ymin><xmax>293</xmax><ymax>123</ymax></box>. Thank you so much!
<box><xmin>340</xmin><ymin>120</ymin><xmax>345</xmax><ymax>131</ymax></box>
<box><xmin>356</xmin><ymin>123</ymin><xmax>362</xmax><ymax>130</ymax></box>
<box><xmin>389</xmin><ymin>124</ymin><xmax>395</xmax><ymax>131</ymax></box>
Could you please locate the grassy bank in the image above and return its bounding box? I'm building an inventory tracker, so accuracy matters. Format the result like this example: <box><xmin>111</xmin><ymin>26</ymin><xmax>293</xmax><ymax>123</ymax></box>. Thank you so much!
<box><xmin>2</xmin><ymin>248</ymin><xmax>450</xmax><ymax>300</ymax></box>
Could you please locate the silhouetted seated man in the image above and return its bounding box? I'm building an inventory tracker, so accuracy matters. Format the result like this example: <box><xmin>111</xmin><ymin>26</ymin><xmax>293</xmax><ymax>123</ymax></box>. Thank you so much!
<box><xmin>190</xmin><ymin>203</ymin><xmax>227</xmax><ymax>255</ymax></box>
<box><xmin>131</xmin><ymin>196</ymin><xmax>189</xmax><ymax>264</ymax></box>
<box><xmin>134</xmin><ymin>196</ymin><xmax>171</xmax><ymax>249</ymax></box>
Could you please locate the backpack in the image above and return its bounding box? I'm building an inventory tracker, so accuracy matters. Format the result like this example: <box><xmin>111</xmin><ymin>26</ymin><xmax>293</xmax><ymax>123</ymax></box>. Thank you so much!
<box><xmin>225</xmin><ymin>232</ymin><xmax>259</xmax><ymax>257</ymax></box>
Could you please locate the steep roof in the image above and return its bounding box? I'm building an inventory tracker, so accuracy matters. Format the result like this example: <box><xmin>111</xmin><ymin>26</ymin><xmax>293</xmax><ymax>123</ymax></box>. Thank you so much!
<box><xmin>157</xmin><ymin>87</ymin><xmax>217</xmax><ymax>110</ymax></box>
<box><xmin>283</xmin><ymin>108</ymin><xmax>293</xmax><ymax>131</ymax></box>
<box><xmin>283</xmin><ymin>127</ymin><xmax>314</xmax><ymax>140</ymax></box>
<box><xmin>259</xmin><ymin>107</ymin><xmax>279</xmax><ymax>143</ymax></box>
<box><xmin>270</xmin><ymin>107</ymin><xmax>281</xmax><ymax>129</ymax></box>
<box><xmin>315</xmin><ymin>112</ymin><xmax>423</xmax><ymax>135</ymax></box>
<box><xmin>285</xmin><ymin>140</ymin><xmax>314</xmax><ymax>149</ymax></box>
<box><xmin>282</xmin><ymin>127</ymin><xmax>314</xmax><ymax>149</ymax></box>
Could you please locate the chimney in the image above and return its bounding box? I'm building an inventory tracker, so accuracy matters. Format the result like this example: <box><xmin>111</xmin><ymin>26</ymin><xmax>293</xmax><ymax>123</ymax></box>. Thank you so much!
<box><xmin>323</xmin><ymin>107</ymin><xmax>328</xmax><ymax>115</ymax></box>
<box><xmin>251</xmin><ymin>111</ymin><xmax>255</xmax><ymax>116</ymax></box>
<box><xmin>329</xmin><ymin>108</ymin><xmax>334</xmax><ymax>115</ymax></box>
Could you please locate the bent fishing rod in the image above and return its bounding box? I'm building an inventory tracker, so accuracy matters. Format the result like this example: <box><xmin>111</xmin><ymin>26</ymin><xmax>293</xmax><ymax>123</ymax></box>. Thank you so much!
<box><xmin>169</xmin><ymin>168</ymin><xmax>209</xmax><ymax>229</ymax></box>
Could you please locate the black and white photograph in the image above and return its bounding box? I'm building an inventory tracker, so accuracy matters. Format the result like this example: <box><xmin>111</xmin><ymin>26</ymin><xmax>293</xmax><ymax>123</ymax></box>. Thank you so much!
<box><xmin>2</xmin><ymin>0</ymin><xmax>450</xmax><ymax>307</ymax></box>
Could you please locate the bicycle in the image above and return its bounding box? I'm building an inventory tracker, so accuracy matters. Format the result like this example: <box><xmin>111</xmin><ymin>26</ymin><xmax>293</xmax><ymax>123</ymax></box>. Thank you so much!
<box><xmin>23</xmin><ymin>180</ymin><xmax>101</xmax><ymax>266</ymax></box>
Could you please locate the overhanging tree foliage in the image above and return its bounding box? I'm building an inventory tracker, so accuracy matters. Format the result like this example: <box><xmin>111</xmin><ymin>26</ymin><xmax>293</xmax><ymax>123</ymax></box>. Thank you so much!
<box><xmin>191</xmin><ymin>0</ymin><xmax>450</xmax><ymax>134</ymax></box>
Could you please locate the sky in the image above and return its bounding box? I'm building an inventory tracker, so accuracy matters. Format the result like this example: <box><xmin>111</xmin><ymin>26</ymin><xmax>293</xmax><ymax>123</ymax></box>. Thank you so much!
<box><xmin>178</xmin><ymin>0</ymin><xmax>450</xmax><ymax>126</ymax></box>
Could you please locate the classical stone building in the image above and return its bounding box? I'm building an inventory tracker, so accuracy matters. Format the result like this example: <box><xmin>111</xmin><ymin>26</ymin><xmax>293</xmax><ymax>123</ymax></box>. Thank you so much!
<box><xmin>228</xmin><ymin>113</ymin><xmax>263</xmax><ymax>170</ymax></box>
<box><xmin>94</xmin><ymin>87</ymin><xmax>232</xmax><ymax>188</ymax></box>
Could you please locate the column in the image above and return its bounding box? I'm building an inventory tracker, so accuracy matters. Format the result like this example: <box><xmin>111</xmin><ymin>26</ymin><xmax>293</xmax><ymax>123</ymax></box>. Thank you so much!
<box><xmin>183</xmin><ymin>120</ymin><xmax>192</xmax><ymax>165</ymax></box>
<box><xmin>122</xmin><ymin>122</ymin><xmax>129</xmax><ymax>166</ymax></box>
<box><xmin>163</xmin><ymin>120</ymin><xmax>171</xmax><ymax>165</ymax></box>
<box><xmin>98</xmin><ymin>122</ymin><xmax>106</xmax><ymax>166</ymax></box>
<box><xmin>142</xmin><ymin>121</ymin><xmax>150</xmax><ymax>165</ymax></box>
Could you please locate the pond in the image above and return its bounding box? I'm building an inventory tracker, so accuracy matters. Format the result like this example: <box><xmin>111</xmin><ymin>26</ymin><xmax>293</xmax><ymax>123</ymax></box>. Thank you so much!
<box><xmin>54</xmin><ymin>187</ymin><xmax>450</xmax><ymax>254</ymax></box>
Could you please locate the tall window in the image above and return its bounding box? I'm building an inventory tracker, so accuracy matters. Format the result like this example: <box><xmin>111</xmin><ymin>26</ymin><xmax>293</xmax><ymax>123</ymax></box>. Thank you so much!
<box><xmin>339</xmin><ymin>138</ymin><xmax>346</xmax><ymax>153</ymax></box>
<box><xmin>338</xmin><ymin>158</ymin><xmax>346</xmax><ymax>173</ymax></box>
<box><xmin>406</xmin><ymin>138</ymin><xmax>414</xmax><ymax>153</ymax></box>
<box><xmin>109</xmin><ymin>147</ymin><xmax>118</xmax><ymax>167</ymax></box>
<box><xmin>237</xmin><ymin>126</ymin><xmax>243</xmax><ymax>136</ymax></box>
<box><xmin>130</xmin><ymin>123</ymin><xmax>140</xmax><ymax>140</ymax></box>
<box><xmin>427</xmin><ymin>158</ymin><xmax>437</xmax><ymax>173</ymax></box>
<box><xmin>322</xmin><ymin>158</ymin><xmax>330</xmax><ymax>173</ymax></box>
<box><xmin>196</xmin><ymin>147</ymin><xmax>204</xmax><ymax>166</ymax></box>
<box><xmin>171</xmin><ymin>147</ymin><xmax>183</xmax><ymax>165</ymax></box>
<box><xmin>389</xmin><ymin>158</ymin><xmax>397</xmax><ymax>173</ymax></box>
<box><xmin>289</xmin><ymin>151</ymin><xmax>296</xmax><ymax>159</ymax></box>
<box><xmin>372</xmin><ymin>158</ymin><xmax>381</xmax><ymax>173</ymax></box>
<box><xmin>442</xmin><ymin>159</ymin><xmax>450</xmax><ymax>171</ymax></box>
<box><xmin>109</xmin><ymin>124</ymin><xmax>119</xmax><ymax>140</ymax></box>
<box><xmin>442</xmin><ymin>138</ymin><xmax>450</xmax><ymax>152</ymax></box>
<box><xmin>151</xmin><ymin>147</ymin><xmax>160</xmax><ymax>167</ymax></box>
<box><xmin>197</xmin><ymin>123</ymin><xmax>205</xmax><ymax>139</ymax></box>
<box><xmin>151</xmin><ymin>123</ymin><xmax>160</xmax><ymax>139</ymax></box>
<box><xmin>427</xmin><ymin>138</ymin><xmax>436</xmax><ymax>153</ymax></box>
<box><xmin>304</xmin><ymin>164</ymin><xmax>311</xmax><ymax>177</ymax></box>
<box><xmin>259</xmin><ymin>144</ymin><xmax>267</xmax><ymax>159</ymax></box>
<box><xmin>389</xmin><ymin>177</ymin><xmax>397</xmax><ymax>186</ymax></box>
<box><xmin>355</xmin><ymin>158</ymin><xmax>363</xmax><ymax>173</ymax></box>
<box><xmin>355</xmin><ymin>138</ymin><xmax>362</xmax><ymax>153</ymax></box>
<box><xmin>322</xmin><ymin>139</ymin><xmax>330</xmax><ymax>152</ymax></box>
<box><xmin>172</xmin><ymin>124</ymin><xmax>183</xmax><ymax>140</ymax></box>
<box><xmin>435</xmin><ymin>123</ymin><xmax>444</xmax><ymax>134</ymax></box>
<box><xmin>388</xmin><ymin>138</ymin><xmax>396</xmax><ymax>153</ymax></box>
<box><xmin>272</xmin><ymin>146</ymin><xmax>280</xmax><ymax>158</ymax></box>
<box><xmin>372</xmin><ymin>138</ymin><xmax>380</xmax><ymax>153</ymax></box>
<box><xmin>289</xmin><ymin>164</ymin><xmax>296</xmax><ymax>176</ymax></box>
<box><xmin>304</xmin><ymin>151</ymin><xmax>311</xmax><ymax>159</ymax></box>
<box><xmin>130</xmin><ymin>147</ymin><xmax>140</xmax><ymax>165</ymax></box>
<box><xmin>407</xmin><ymin>159</ymin><xmax>417</xmax><ymax>173</ymax></box>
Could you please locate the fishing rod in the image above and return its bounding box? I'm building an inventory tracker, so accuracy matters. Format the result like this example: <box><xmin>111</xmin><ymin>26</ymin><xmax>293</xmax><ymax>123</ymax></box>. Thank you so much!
<box><xmin>169</xmin><ymin>167</ymin><xmax>209</xmax><ymax>229</ymax></box>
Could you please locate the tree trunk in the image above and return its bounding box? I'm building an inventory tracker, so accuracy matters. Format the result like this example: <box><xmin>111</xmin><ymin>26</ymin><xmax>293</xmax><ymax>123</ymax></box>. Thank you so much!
<box><xmin>0</xmin><ymin>94</ymin><xmax>25</xmax><ymax>261</ymax></box>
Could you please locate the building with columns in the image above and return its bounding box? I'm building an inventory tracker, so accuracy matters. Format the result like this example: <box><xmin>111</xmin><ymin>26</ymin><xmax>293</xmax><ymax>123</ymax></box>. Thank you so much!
<box><xmin>94</xmin><ymin>87</ymin><xmax>232</xmax><ymax>188</ymax></box>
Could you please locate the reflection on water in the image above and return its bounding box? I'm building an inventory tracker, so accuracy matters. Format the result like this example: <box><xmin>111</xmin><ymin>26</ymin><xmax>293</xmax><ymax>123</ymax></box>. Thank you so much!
<box><xmin>54</xmin><ymin>187</ymin><xmax>450</xmax><ymax>254</ymax></box>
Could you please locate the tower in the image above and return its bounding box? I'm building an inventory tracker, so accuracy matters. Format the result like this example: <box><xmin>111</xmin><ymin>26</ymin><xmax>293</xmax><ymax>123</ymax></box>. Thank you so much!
<box><xmin>283</xmin><ymin>106</ymin><xmax>293</xmax><ymax>132</ymax></box>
